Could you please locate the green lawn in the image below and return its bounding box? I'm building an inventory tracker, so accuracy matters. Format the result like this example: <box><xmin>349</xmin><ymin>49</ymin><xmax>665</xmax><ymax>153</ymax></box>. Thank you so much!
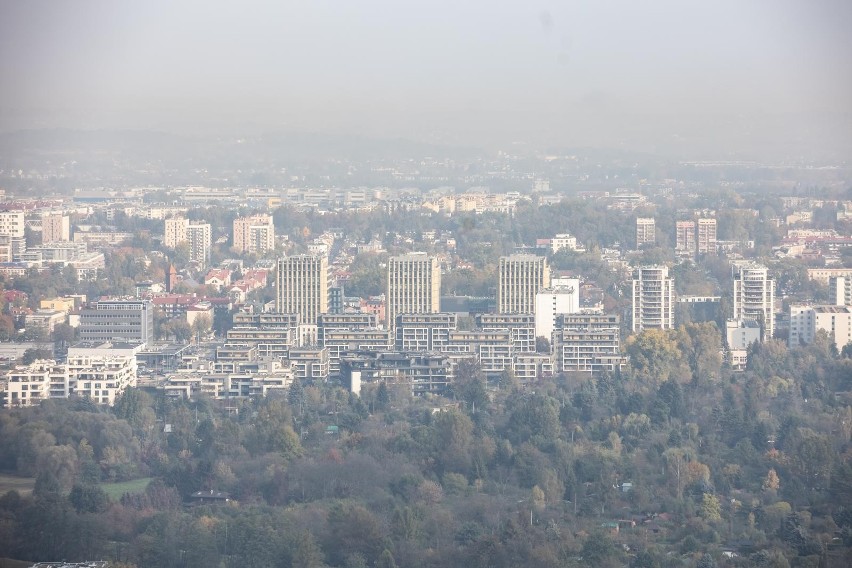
<box><xmin>100</xmin><ymin>477</ymin><xmax>153</xmax><ymax>500</ymax></box>
<box><xmin>0</xmin><ymin>474</ymin><xmax>35</xmax><ymax>496</ymax></box>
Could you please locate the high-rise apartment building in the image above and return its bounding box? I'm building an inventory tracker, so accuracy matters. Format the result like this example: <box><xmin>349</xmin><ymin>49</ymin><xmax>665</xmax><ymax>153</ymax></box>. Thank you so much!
<box><xmin>233</xmin><ymin>214</ymin><xmax>276</xmax><ymax>254</ymax></box>
<box><xmin>0</xmin><ymin>211</ymin><xmax>25</xmax><ymax>238</ymax></box>
<box><xmin>276</xmin><ymin>255</ymin><xmax>329</xmax><ymax>325</ymax></box>
<box><xmin>186</xmin><ymin>223</ymin><xmax>212</xmax><ymax>266</ymax></box>
<box><xmin>164</xmin><ymin>217</ymin><xmax>188</xmax><ymax>249</ymax></box>
<box><xmin>631</xmin><ymin>265</ymin><xmax>675</xmax><ymax>332</ymax></box>
<box><xmin>697</xmin><ymin>218</ymin><xmax>717</xmax><ymax>255</ymax></box>
<box><xmin>386</xmin><ymin>253</ymin><xmax>441</xmax><ymax>327</ymax></box>
<box><xmin>636</xmin><ymin>217</ymin><xmax>656</xmax><ymax>248</ymax></box>
<box><xmin>79</xmin><ymin>299</ymin><xmax>154</xmax><ymax>347</ymax></box>
<box><xmin>829</xmin><ymin>276</ymin><xmax>852</xmax><ymax>306</ymax></box>
<box><xmin>675</xmin><ymin>221</ymin><xmax>696</xmax><ymax>252</ymax></box>
<box><xmin>164</xmin><ymin>218</ymin><xmax>212</xmax><ymax>266</ymax></box>
<box><xmin>733</xmin><ymin>263</ymin><xmax>775</xmax><ymax>340</ymax></box>
<box><xmin>497</xmin><ymin>255</ymin><xmax>550</xmax><ymax>314</ymax></box>
<box><xmin>42</xmin><ymin>213</ymin><xmax>70</xmax><ymax>243</ymax></box>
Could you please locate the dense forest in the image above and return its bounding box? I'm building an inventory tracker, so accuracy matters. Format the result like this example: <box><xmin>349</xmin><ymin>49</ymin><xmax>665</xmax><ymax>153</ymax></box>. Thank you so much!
<box><xmin>1</xmin><ymin>324</ymin><xmax>851</xmax><ymax>567</ymax></box>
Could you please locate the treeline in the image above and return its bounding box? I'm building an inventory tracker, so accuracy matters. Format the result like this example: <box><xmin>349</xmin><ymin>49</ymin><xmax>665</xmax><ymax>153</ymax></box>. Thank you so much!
<box><xmin>1</xmin><ymin>325</ymin><xmax>852</xmax><ymax>566</ymax></box>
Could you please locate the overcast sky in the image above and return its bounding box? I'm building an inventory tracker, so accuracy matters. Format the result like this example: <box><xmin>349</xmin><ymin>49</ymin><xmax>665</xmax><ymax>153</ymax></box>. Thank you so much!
<box><xmin>1</xmin><ymin>0</ymin><xmax>851</xmax><ymax>156</ymax></box>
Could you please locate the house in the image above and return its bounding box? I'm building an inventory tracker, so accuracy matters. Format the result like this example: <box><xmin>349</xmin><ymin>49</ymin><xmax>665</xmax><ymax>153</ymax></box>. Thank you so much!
<box><xmin>204</xmin><ymin>268</ymin><xmax>232</xmax><ymax>291</ymax></box>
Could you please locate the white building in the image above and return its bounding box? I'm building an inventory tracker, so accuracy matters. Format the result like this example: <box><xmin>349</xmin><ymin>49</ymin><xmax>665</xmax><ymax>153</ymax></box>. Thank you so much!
<box><xmin>386</xmin><ymin>253</ymin><xmax>441</xmax><ymax>327</ymax></box>
<box><xmin>733</xmin><ymin>263</ymin><xmax>775</xmax><ymax>341</ymax></box>
<box><xmin>551</xmin><ymin>233</ymin><xmax>581</xmax><ymax>253</ymax></box>
<box><xmin>2</xmin><ymin>355</ymin><xmax>136</xmax><ymax>407</ymax></box>
<box><xmin>631</xmin><ymin>266</ymin><xmax>674</xmax><ymax>332</ymax></box>
<box><xmin>164</xmin><ymin>218</ymin><xmax>212</xmax><ymax>266</ymax></box>
<box><xmin>534</xmin><ymin>279</ymin><xmax>580</xmax><ymax>340</ymax></box>
<box><xmin>829</xmin><ymin>276</ymin><xmax>852</xmax><ymax>306</ymax></box>
<box><xmin>233</xmin><ymin>214</ymin><xmax>276</xmax><ymax>254</ymax></box>
<box><xmin>497</xmin><ymin>255</ymin><xmax>550</xmax><ymax>315</ymax></box>
<box><xmin>636</xmin><ymin>217</ymin><xmax>656</xmax><ymax>248</ymax></box>
<box><xmin>42</xmin><ymin>213</ymin><xmax>71</xmax><ymax>243</ymax></box>
<box><xmin>789</xmin><ymin>305</ymin><xmax>852</xmax><ymax>352</ymax></box>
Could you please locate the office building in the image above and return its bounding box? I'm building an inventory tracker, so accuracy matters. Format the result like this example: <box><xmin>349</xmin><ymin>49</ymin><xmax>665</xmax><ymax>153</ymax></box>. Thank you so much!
<box><xmin>79</xmin><ymin>299</ymin><xmax>154</xmax><ymax>347</ymax></box>
<box><xmin>386</xmin><ymin>253</ymin><xmax>441</xmax><ymax>327</ymax></box>
<box><xmin>276</xmin><ymin>255</ymin><xmax>328</xmax><ymax>325</ymax></box>
<box><xmin>636</xmin><ymin>217</ymin><xmax>656</xmax><ymax>248</ymax></box>
<box><xmin>697</xmin><ymin>218</ymin><xmax>717</xmax><ymax>255</ymax></box>
<box><xmin>631</xmin><ymin>266</ymin><xmax>675</xmax><ymax>332</ymax></box>
<box><xmin>42</xmin><ymin>213</ymin><xmax>71</xmax><ymax>243</ymax></box>
<box><xmin>497</xmin><ymin>254</ymin><xmax>550</xmax><ymax>314</ymax></box>
<box><xmin>732</xmin><ymin>263</ymin><xmax>775</xmax><ymax>341</ymax></box>
<box><xmin>233</xmin><ymin>214</ymin><xmax>276</xmax><ymax>254</ymax></box>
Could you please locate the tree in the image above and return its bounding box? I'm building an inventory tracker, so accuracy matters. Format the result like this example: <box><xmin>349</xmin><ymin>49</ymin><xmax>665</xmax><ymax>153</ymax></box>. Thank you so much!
<box><xmin>452</xmin><ymin>358</ymin><xmax>488</xmax><ymax>411</ymax></box>
<box><xmin>22</xmin><ymin>347</ymin><xmax>52</xmax><ymax>365</ymax></box>
<box><xmin>701</xmin><ymin>493</ymin><xmax>722</xmax><ymax>522</ymax></box>
<box><xmin>376</xmin><ymin>549</ymin><xmax>398</xmax><ymax>568</ymax></box>
<box><xmin>191</xmin><ymin>313</ymin><xmax>212</xmax><ymax>342</ymax></box>
<box><xmin>69</xmin><ymin>483</ymin><xmax>110</xmax><ymax>513</ymax></box>
<box><xmin>763</xmin><ymin>468</ymin><xmax>781</xmax><ymax>492</ymax></box>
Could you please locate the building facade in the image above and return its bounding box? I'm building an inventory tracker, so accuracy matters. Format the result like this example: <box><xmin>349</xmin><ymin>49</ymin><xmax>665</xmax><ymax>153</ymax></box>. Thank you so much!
<box><xmin>733</xmin><ymin>263</ymin><xmax>775</xmax><ymax>341</ymax></box>
<box><xmin>233</xmin><ymin>214</ymin><xmax>276</xmax><ymax>254</ymax></box>
<box><xmin>275</xmin><ymin>255</ymin><xmax>329</xmax><ymax>325</ymax></box>
<box><xmin>631</xmin><ymin>266</ymin><xmax>675</xmax><ymax>332</ymax></box>
<box><xmin>675</xmin><ymin>221</ymin><xmax>696</xmax><ymax>252</ymax></box>
<box><xmin>636</xmin><ymin>217</ymin><xmax>656</xmax><ymax>248</ymax></box>
<box><xmin>79</xmin><ymin>299</ymin><xmax>154</xmax><ymax>347</ymax></box>
<box><xmin>534</xmin><ymin>279</ymin><xmax>580</xmax><ymax>340</ymax></box>
<box><xmin>42</xmin><ymin>213</ymin><xmax>71</xmax><ymax>243</ymax></box>
<box><xmin>697</xmin><ymin>218</ymin><xmax>717</xmax><ymax>255</ymax></box>
<box><xmin>789</xmin><ymin>305</ymin><xmax>852</xmax><ymax>352</ymax></box>
<box><xmin>497</xmin><ymin>254</ymin><xmax>550</xmax><ymax>314</ymax></box>
<box><xmin>386</xmin><ymin>253</ymin><xmax>441</xmax><ymax>327</ymax></box>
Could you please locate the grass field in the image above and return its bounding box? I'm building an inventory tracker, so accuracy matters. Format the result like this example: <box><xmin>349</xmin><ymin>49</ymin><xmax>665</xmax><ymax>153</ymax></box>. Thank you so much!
<box><xmin>100</xmin><ymin>477</ymin><xmax>153</xmax><ymax>499</ymax></box>
<box><xmin>0</xmin><ymin>472</ymin><xmax>153</xmax><ymax>501</ymax></box>
<box><xmin>0</xmin><ymin>473</ymin><xmax>35</xmax><ymax>496</ymax></box>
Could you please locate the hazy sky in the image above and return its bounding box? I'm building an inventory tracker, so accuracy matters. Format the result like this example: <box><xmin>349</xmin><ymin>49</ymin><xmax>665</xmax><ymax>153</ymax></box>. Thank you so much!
<box><xmin>1</xmin><ymin>0</ymin><xmax>851</xmax><ymax>156</ymax></box>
